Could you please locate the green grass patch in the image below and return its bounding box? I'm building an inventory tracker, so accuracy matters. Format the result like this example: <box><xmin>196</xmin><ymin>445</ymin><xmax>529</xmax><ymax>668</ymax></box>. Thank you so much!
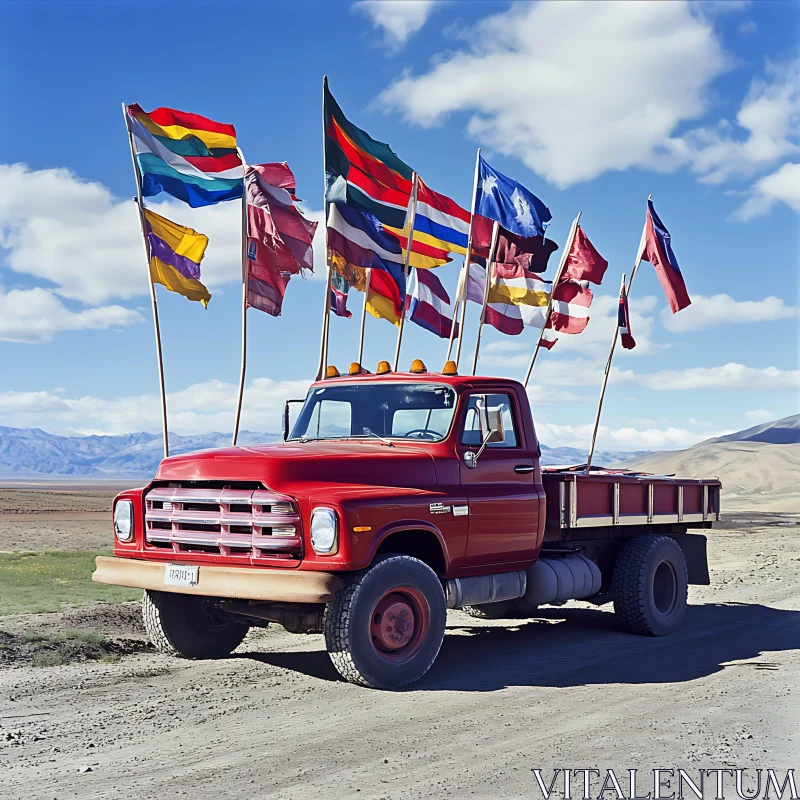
<box><xmin>24</xmin><ymin>630</ymin><xmax>119</xmax><ymax>666</ymax></box>
<box><xmin>0</xmin><ymin>551</ymin><xmax>141</xmax><ymax>616</ymax></box>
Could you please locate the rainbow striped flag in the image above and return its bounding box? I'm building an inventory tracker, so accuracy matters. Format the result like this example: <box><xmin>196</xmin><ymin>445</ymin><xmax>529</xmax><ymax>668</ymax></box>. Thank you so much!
<box><xmin>126</xmin><ymin>104</ymin><xmax>244</xmax><ymax>208</ymax></box>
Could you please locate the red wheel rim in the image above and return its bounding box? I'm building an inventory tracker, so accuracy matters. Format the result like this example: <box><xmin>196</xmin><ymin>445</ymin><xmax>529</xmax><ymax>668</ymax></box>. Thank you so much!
<box><xmin>369</xmin><ymin>587</ymin><xmax>429</xmax><ymax>664</ymax></box>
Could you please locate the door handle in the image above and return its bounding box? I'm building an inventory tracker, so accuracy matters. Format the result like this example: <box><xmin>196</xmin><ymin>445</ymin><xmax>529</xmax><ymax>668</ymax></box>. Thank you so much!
<box><xmin>514</xmin><ymin>465</ymin><xmax>535</xmax><ymax>474</ymax></box>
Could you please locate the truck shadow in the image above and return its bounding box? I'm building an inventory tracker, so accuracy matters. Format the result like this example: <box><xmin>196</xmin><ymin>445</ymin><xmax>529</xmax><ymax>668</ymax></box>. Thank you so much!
<box><xmin>417</xmin><ymin>601</ymin><xmax>800</xmax><ymax>692</ymax></box>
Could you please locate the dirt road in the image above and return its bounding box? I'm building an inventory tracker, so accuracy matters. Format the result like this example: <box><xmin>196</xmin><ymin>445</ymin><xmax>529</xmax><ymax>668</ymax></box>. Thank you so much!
<box><xmin>1</xmin><ymin>518</ymin><xmax>798</xmax><ymax>800</ymax></box>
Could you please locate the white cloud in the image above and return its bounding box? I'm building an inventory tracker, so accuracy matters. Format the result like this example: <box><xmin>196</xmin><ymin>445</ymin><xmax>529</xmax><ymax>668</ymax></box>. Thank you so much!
<box><xmin>661</xmin><ymin>293</ymin><xmax>798</xmax><ymax>332</ymax></box>
<box><xmin>745</xmin><ymin>408</ymin><xmax>775</xmax><ymax>423</ymax></box>
<box><xmin>0</xmin><ymin>377</ymin><xmax>312</xmax><ymax>436</ymax></box>
<box><xmin>353</xmin><ymin>0</ymin><xmax>436</xmax><ymax>52</ymax></box>
<box><xmin>638</xmin><ymin>362</ymin><xmax>800</xmax><ymax>391</ymax></box>
<box><xmin>734</xmin><ymin>162</ymin><xmax>800</xmax><ymax>220</ymax></box>
<box><xmin>0</xmin><ymin>163</ymin><xmax>325</xmax><ymax>308</ymax></box>
<box><xmin>0</xmin><ymin>286</ymin><xmax>142</xmax><ymax>343</ymax></box>
<box><xmin>534</xmin><ymin>421</ymin><xmax>714</xmax><ymax>452</ymax></box>
<box><xmin>379</xmin><ymin>1</ymin><xmax>727</xmax><ymax>187</ymax></box>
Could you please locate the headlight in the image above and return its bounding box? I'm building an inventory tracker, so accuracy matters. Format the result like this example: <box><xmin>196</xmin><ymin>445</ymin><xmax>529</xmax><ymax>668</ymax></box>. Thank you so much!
<box><xmin>310</xmin><ymin>508</ymin><xmax>338</xmax><ymax>554</ymax></box>
<box><xmin>114</xmin><ymin>500</ymin><xmax>134</xmax><ymax>543</ymax></box>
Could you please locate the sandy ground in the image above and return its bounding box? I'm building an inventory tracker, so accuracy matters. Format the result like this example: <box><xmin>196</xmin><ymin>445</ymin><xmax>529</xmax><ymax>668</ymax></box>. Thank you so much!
<box><xmin>0</xmin><ymin>514</ymin><xmax>798</xmax><ymax>800</ymax></box>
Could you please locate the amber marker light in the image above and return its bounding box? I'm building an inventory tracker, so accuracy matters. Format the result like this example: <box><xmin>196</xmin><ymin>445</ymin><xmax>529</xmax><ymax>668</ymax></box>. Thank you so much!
<box><xmin>442</xmin><ymin>360</ymin><xmax>458</xmax><ymax>376</ymax></box>
<box><xmin>325</xmin><ymin>365</ymin><xmax>340</xmax><ymax>378</ymax></box>
<box><xmin>410</xmin><ymin>359</ymin><xmax>427</xmax><ymax>373</ymax></box>
<box><xmin>376</xmin><ymin>360</ymin><xmax>391</xmax><ymax>375</ymax></box>
<box><xmin>353</xmin><ymin>526</ymin><xmax>372</xmax><ymax>532</ymax></box>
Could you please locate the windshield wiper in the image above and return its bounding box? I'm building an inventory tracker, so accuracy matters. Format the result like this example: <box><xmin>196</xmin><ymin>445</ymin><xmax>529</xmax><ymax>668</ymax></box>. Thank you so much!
<box><xmin>362</xmin><ymin>428</ymin><xmax>394</xmax><ymax>447</ymax></box>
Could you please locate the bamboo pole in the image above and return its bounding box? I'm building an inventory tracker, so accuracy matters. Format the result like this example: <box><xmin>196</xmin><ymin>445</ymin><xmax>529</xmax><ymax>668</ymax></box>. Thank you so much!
<box><xmin>232</xmin><ymin>151</ymin><xmax>249</xmax><ymax>446</ymax></box>
<box><xmin>393</xmin><ymin>172</ymin><xmax>419</xmax><ymax>371</ymax></box>
<box><xmin>450</xmin><ymin>148</ymin><xmax>482</xmax><ymax>367</ymax></box>
<box><xmin>470</xmin><ymin>220</ymin><xmax>501</xmax><ymax>376</ymax></box>
<box><xmin>585</xmin><ymin>200</ymin><xmax>650</xmax><ymax>473</ymax></box>
<box><xmin>316</xmin><ymin>75</ymin><xmax>332</xmax><ymax>381</ymax></box>
<box><xmin>122</xmin><ymin>103</ymin><xmax>169</xmax><ymax>459</ymax></box>
<box><xmin>523</xmin><ymin>212</ymin><xmax>582</xmax><ymax>387</ymax></box>
<box><xmin>357</xmin><ymin>268</ymin><xmax>372</xmax><ymax>365</ymax></box>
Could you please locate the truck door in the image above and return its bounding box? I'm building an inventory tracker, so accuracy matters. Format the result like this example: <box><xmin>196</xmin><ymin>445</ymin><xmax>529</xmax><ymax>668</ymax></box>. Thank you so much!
<box><xmin>457</xmin><ymin>391</ymin><xmax>540</xmax><ymax>569</ymax></box>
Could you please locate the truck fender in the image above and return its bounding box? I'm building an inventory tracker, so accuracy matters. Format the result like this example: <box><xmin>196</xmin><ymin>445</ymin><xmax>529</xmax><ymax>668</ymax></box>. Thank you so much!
<box><xmin>368</xmin><ymin>519</ymin><xmax>450</xmax><ymax>574</ymax></box>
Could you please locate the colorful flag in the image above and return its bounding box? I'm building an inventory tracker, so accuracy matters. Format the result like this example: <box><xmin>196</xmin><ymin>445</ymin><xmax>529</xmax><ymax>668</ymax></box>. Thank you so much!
<box><xmin>126</xmin><ymin>105</ymin><xmax>243</xmax><ymax>208</ymax></box>
<box><xmin>618</xmin><ymin>275</ymin><xmax>636</xmax><ymax>350</ymax></box>
<box><xmin>549</xmin><ymin>280</ymin><xmax>592</xmax><ymax>334</ymax></box>
<box><xmin>475</xmin><ymin>156</ymin><xmax>552</xmax><ymax>238</ymax></box>
<box><xmin>641</xmin><ymin>199</ymin><xmax>691</xmax><ymax>314</ymax></box>
<box><xmin>143</xmin><ymin>209</ymin><xmax>211</xmax><ymax>307</ymax></box>
<box><xmin>405</xmin><ymin>177</ymin><xmax>470</xmax><ymax>256</ymax></box>
<box><xmin>330</xmin><ymin>269</ymin><xmax>353</xmax><ymax>319</ymax></box>
<box><xmin>406</xmin><ymin>267</ymin><xmax>458</xmax><ymax>339</ymax></box>
<box><xmin>494</xmin><ymin>230</ymin><xmax>558</xmax><ymax>274</ymax></box>
<box><xmin>489</xmin><ymin>262</ymin><xmax>552</xmax><ymax>307</ymax></box>
<box><xmin>561</xmin><ymin>225</ymin><xmax>608</xmax><ymax>284</ymax></box>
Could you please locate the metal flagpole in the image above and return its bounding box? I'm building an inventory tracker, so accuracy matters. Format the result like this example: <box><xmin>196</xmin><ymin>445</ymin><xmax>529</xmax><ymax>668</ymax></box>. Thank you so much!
<box><xmin>585</xmin><ymin>198</ymin><xmax>650</xmax><ymax>473</ymax></box>
<box><xmin>393</xmin><ymin>172</ymin><xmax>419</xmax><ymax>371</ymax></box>
<box><xmin>523</xmin><ymin>212</ymin><xmax>582</xmax><ymax>387</ymax></box>
<box><xmin>357</xmin><ymin>268</ymin><xmax>372</xmax><ymax>365</ymax></box>
<box><xmin>316</xmin><ymin>75</ymin><xmax>333</xmax><ymax>381</ymax></box>
<box><xmin>471</xmin><ymin>220</ymin><xmax>501</xmax><ymax>376</ymax></box>
<box><xmin>450</xmin><ymin>148</ymin><xmax>482</xmax><ymax>367</ymax></box>
<box><xmin>232</xmin><ymin>152</ymin><xmax>249</xmax><ymax>446</ymax></box>
<box><xmin>122</xmin><ymin>103</ymin><xmax>169</xmax><ymax>459</ymax></box>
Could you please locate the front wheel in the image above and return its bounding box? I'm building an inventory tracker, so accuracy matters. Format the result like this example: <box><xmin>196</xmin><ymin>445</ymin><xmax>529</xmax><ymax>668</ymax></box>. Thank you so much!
<box><xmin>142</xmin><ymin>590</ymin><xmax>249</xmax><ymax>658</ymax></box>
<box><xmin>613</xmin><ymin>535</ymin><xmax>688</xmax><ymax>636</ymax></box>
<box><xmin>324</xmin><ymin>554</ymin><xmax>446</xmax><ymax>689</ymax></box>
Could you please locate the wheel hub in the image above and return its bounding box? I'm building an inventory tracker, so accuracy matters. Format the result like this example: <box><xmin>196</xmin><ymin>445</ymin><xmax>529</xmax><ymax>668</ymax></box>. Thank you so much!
<box><xmin>371</xmin><ymin>594</ymin><xmax>416</xmax><ymax>650</ymax></box>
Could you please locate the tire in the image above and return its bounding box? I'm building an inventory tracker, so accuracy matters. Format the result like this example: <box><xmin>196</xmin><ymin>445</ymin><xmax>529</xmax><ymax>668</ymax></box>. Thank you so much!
<box><xmin>324</xmin><ymin>554</ymin><xmax>446</xmax><ymax>689</ymax></box>
<box><xmin>461</xmin><ymin>601</ymin><xmax>511</xmax><ymax>619</ymax></box>
<box><xmin>142</xmin><ymin>590</ymin><xmax>249</xmax><ymax>659</ymax></box>
<box><xmin>612</xmin><ymin>535</ymin><xmax>688</xmax><ymax>636</ymax></box>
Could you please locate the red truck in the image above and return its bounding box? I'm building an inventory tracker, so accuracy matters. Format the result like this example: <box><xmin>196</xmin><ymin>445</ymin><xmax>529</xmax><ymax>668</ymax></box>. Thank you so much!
<box><xmin>94</xmin><ymin>361</ymin><xmax>721</xmax><ymax>689</ymax></box>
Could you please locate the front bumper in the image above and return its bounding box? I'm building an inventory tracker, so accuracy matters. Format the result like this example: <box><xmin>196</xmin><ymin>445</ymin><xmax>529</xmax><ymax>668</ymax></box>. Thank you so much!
<box><xmin>92</xmin><ymin>556</ymin><xmax>342</xmax><ymax>603</ymax></box>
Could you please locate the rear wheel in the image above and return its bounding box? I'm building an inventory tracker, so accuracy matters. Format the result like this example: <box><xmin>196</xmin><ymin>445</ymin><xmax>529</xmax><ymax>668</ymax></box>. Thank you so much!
<box><xmin>142</xmin><ymin>590</ymin><xmax>249</xmax><ymax>658</ymax></box>
<box><xmin>324</xmin><ymin>554</ymin><xmax>446</xmax><ymax>689</ymax></box>
<box><xmin>613</xmin><ymin>535</ymin><xmax>688</xmax><ymax>636</ymax></box>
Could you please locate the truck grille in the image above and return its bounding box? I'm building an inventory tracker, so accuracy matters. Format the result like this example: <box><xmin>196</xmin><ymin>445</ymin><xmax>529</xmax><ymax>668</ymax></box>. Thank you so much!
<box><xmin>145</xmin><ymin>484</ymin><xmax>302</xmax><ymax>560</ymax></box>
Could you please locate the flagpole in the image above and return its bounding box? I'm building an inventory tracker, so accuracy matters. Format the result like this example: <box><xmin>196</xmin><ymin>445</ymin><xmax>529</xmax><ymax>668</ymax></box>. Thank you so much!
<box><xmin>393</xmin><ymin>172</ymin><xmax>419</xmax><ymax>371</ymax></box>
<box><xmin>316</xmin><ymin>75</ymin><xmax>332</xmax><ymax>381</ymax></box>
<box><xmin>585</xmin><ymin>199</ymin><xmax>650</xmax><ymax>473</ymax></box>
<box><xmin>523</xmin><ymin>212</ymin><xmax>582</xmax><ymax>387</ymax></box>
<box><xmin>470</xmin><ymin>220</ymin><xmax>501</xmax><ymax>375</ymax></box>
<box><xmin>450</xmin><ymin>147</ymin><xmax>482</xmax><ymax>368</ymax></box>
<box><xmin>122</xmin><ymin>103</ymin><xmax>169</xmax><ymax>460</ymax></box>
<box><xmin>357</xmin><ymin>268</ymin><xmax>372</xmax><ymax>366</ymax></box>
<box><xmin>232</xmin><ymin>152</ymin><xmax>249</xmax><ymax>446</ymax></box>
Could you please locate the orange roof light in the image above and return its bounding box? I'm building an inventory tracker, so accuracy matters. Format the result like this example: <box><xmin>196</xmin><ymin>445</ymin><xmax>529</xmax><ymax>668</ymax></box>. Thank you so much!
<box><xmin>442</xmin><ymin>360</ymin><xmax>458</xmax><ymax>376</ymax></box>
<box><xmin>325</xmin><ymin>365</ymin><xmax>340</xmax><ymax>378</ymax></box>
<box><xmin>410</xmin><ymin>359</ymin><xmax>427</xmax><ymax>374</ymax></box>
<box><xmin>376</xmin><ymin>360</ymin><xmax>392</xmax><ymax>375</ymax></box>
<box><xmin>348</xmin><ymin>362</ymin><xmax>362</xmax><ymax>375</ymax></box>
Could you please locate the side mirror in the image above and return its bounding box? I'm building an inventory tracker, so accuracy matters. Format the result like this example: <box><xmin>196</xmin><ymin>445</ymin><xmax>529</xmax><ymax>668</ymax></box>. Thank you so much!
<box><xmin>480</xmin><ymin>406</ymin><xmax>505</xmax><ymax>444</ymax></box>
<box><xmin>283</xmin><ymin>399</ymin><xmax>306</xmax><ymax>441</ymax></box>
<box><xmin>463</xmin><ymin>427</ymin><xmax>498</xmax><ymax>469</ymax></box>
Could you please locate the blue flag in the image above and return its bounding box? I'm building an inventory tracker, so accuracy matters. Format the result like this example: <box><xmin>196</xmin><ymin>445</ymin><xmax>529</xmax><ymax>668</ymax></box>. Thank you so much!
<box><xmin>476</xmin><ymin>156</ymin><xmax>552</xmax><ymax>238</ymax></box>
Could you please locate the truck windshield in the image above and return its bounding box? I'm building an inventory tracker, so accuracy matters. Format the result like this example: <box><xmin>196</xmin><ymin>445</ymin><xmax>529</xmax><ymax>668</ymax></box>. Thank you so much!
<box><xmin>289</xmin><ymin>383</ymin><xmax>458</xmax><ymax>442</ymax></box>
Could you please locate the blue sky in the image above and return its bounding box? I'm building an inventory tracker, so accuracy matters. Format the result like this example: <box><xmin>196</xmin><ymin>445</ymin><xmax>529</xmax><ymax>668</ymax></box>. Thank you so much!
<box><xmin>0</xmin><ymin>0</ymin><xmax>798</xmax><ymax>451</ymax></box>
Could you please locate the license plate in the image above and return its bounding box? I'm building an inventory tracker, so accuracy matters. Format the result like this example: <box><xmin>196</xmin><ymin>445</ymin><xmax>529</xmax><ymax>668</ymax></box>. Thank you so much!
<box><xmin>164</xmin><ymin>564</ymin><xmax>199</xmax><ymax>588</ymax></box>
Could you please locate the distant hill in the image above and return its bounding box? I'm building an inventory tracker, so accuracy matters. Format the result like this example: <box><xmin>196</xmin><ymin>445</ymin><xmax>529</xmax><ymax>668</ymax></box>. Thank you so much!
<box><xmin>619</xmin><ymin>414</ymin><xmax>800</xmax><ymax>512</ymax></box>
<box><xmin>0</xmin><ymin>425</ymin><xmax>643</xmax><ymax>479</ymax></box>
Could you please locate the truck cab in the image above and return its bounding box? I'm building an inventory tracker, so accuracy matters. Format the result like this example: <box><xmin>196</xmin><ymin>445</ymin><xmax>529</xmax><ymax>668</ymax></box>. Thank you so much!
<box><xmin>94</xmin><ymin>361</ymin><xmax>720</xmax><ymax>689</ymax></box>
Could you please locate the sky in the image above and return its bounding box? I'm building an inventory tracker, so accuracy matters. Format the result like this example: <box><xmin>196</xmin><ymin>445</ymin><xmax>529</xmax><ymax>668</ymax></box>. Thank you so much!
<box><xmin>0</xmin><ymin>0</ymin><xmax>798</xmax><ymax>452</ymax></box>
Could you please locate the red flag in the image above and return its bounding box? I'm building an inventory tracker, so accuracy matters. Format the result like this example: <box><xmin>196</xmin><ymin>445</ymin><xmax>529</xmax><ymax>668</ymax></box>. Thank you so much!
<box><xmin>618</xmin><ymin>274</ymin><xmax>636</xmax><ymax>350</ymax></box>
<box><xmin>549</xmin><ymin>280</ymin><xmax>592</xmax><ymax>334</ymax></box>
<box><xmin>641</xmin><ymin>200</ymin><xmax>690</xmax><ymax>314</ymax></box>
<box><xmin>561</xmin><ymin>225</ymin><xmax>608</xmax><ymax>284</ymax></box>
<box><xmin>472</xmin><ymin>214</ymin><xmax>558</xmax><ymax>272</ymax></box>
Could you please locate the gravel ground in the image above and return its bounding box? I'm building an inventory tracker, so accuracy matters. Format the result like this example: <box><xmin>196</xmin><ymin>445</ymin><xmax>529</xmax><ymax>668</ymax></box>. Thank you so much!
<box><xmin>0</xmin><ymin>519</ymin><xmax>798</xmax><ymax>800</ymax></box>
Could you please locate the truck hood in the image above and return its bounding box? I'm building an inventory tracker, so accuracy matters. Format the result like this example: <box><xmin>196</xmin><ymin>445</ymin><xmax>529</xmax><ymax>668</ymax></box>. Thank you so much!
<box><xmin>154</xmin><ymin>440</ymin><xmax>438</xmax><ymax>494</ymax></box>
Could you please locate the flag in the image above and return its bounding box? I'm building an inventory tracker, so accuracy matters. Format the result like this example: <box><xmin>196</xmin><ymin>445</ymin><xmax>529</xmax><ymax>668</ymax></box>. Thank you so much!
<box><xmin>404</xmin><ymin>177</ymin><xmax>470</xmax><ymax>256</ymax></box>
<box><xmin>489</xmin><ymin>262</ymin><xmax>551</xmax><ymax>307</ymax></box>
<box><xmin>330</xmin><ymin>269</ymin><xmax>352</xmax><ymax>319</ymax></box>
<box><xmin>143</xmin><ymin>209</ymin><xmax>211</xmax><ymax>307</ymax></box>
<box><xmin>475</xmin><ymin>156</ymin><xmax>552</xmax><ymax>237</ymax></box>
<box><xmin>618</xmin><ymin>275</ymin><xmax>636</xmax><ymax>350</ymax></box>
<box><xmin>495</xmin><ymin>230</ymin><xmax>558</xmax><ymax>274</ymax></box>
<box><xmin>641</xmin><ymin>199</ymin><xmax>691</xmax><ymax>314</ymax></box>
<box><xmin>126</xmin><ymin>104</ymin><xmax>243</xmax><ymax>208</ymax></box>
<box><xmin>561</xmin><ymin>225</ymin><xmax>608</xmax><ymax>284</ymax></box>
<box><xmin>406</xmin><ymin>268</ymin><xmax>458</xmax><ymax>339</ymax></box>
<box><xmin>549</xmin><ymin>280</ymin><xmax>592</xmax><ymax>334</ymax></box>
<box><xmin>245</xmin><ymin>163</ymin><xmax>318</xmax><ymax>317</ymax></box>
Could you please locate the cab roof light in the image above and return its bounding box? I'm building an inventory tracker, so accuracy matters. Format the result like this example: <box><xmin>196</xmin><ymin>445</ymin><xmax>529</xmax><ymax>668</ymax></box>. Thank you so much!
<box><xmin>442</xmin><ymin>360</ymin><xmax>458</xmax><ymax>376</ymax></box>
<box><xmin>325</xmin><ymin>365</ymin><xmax>340</xmax><ymax>378</ymax></box>
<box><xmin>376</xmin><ymin>360</ymin><xmax>392</xmax><ymax>375</ymax></box>
<box><xmin>348</xmin><ymin>362</ymin><xmax>371</xmax><ymax>375</ymax></box>
<box><xmin>410</xmin><ymin>359</ymin><xmax>427</xmax><ymax>374</ymax></box>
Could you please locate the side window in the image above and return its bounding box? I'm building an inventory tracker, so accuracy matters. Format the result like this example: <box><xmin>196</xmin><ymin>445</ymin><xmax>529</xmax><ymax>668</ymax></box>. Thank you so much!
<box><xmin>461</xmin><ymin>393</ymin><xmax>519</xmax><ymax>448</ymax></box>
<box><xmin>307</xmin><ymin>400</ymin><xmax>352</xmax><ymax>438</ymax></box>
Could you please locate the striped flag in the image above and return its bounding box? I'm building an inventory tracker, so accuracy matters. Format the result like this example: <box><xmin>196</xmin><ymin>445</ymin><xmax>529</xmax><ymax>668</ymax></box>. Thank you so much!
<box><xmin>126</xmin><ymin>105</ymin><xmax>244</xmax><ymax>208</ymax></box>
<box><xmin>549</xmin><ymin>280</ymin><xmax>592</xmax><ymax>334</ymax></box>
<box><xmin>618</xmin><ymin>275</ymin><xmax>636</xmax><ymax>350</ymax></box>
<box><xmin>406</xmin><ymin>268</ymin><xmax>457</xmax><ymax>339</ymax></box>
<box><xmin>641</xmin><ymin>199</ymin><xmax>691</xmax><ymax>314</ymax></box>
